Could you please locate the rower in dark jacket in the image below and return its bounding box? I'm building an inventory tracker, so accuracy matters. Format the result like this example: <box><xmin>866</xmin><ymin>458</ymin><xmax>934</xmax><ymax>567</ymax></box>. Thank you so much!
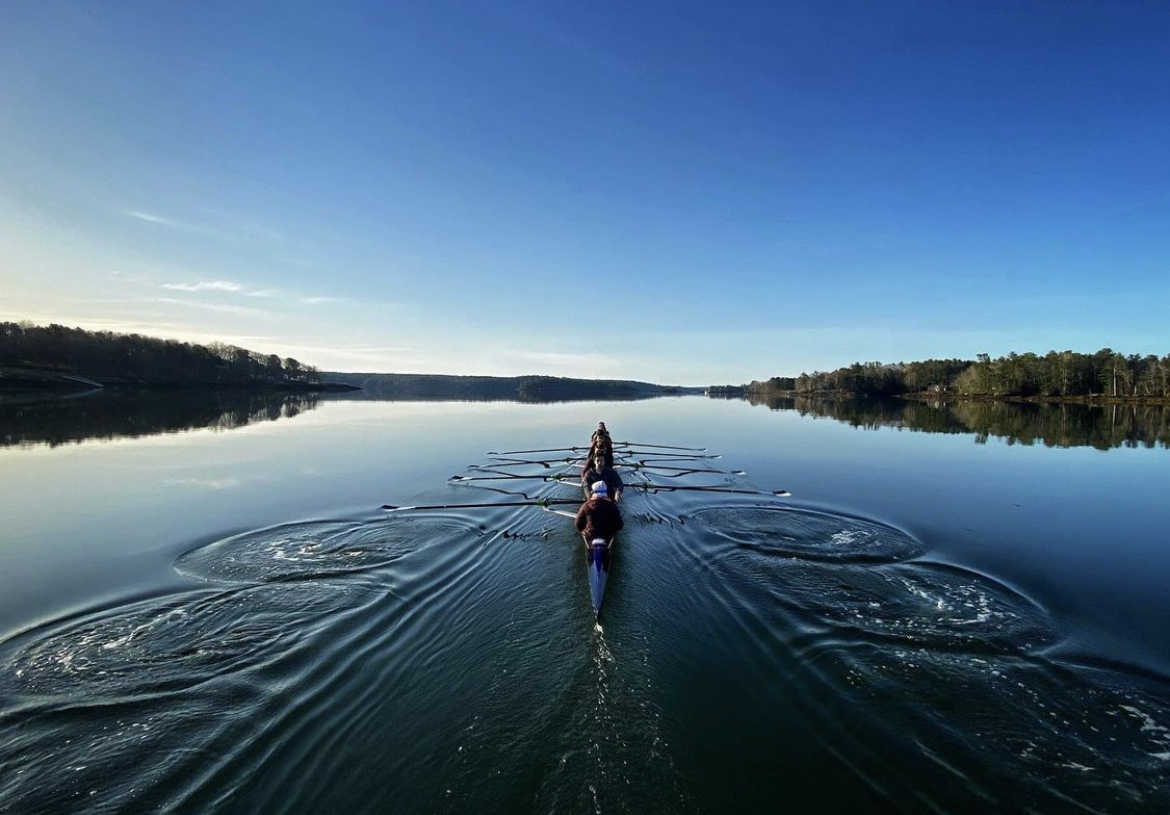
<box><xmin>581</xmin><ymin>453</ymin><xmax>623</xmax><ymax>502</ymax></box>
<box><xmin>575</xmin><ymin>480</ymin><xmax>623</xmax><ymax>542</ymax></box>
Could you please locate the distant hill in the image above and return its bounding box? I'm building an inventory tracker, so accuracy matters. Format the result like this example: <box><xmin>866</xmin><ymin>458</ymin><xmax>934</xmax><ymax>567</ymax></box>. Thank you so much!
<box><xmin>322</xmin><ymin>372</ymin><xmax>701</xmax><ymax>401</ymax></box>
<box><xmin>1</xmin><ymin>322</ymin><xmax>351</xmax><ymax>391</ymax></box>
<box><xmin>0</xmin><ymin>322</ymin><xmax>705</xmax><ymax>401</ymax></box>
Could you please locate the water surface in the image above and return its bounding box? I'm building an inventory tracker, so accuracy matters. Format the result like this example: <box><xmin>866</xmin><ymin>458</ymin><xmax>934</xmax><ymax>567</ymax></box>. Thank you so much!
<box><xmin>1</xmin><ymin>395</ymin><xmax>1168</xmax><ymax>813</ymax></box>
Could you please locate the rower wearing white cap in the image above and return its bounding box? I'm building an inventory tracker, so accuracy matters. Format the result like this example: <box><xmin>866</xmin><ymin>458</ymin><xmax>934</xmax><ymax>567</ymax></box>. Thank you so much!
<box><xmin>574</xmin><ymin>479</ymin><xmax>623</xmax><ymax>543</ymax></box>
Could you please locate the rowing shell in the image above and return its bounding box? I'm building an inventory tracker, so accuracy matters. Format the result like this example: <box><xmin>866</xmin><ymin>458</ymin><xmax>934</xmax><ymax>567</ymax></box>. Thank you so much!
<box><xmin>548</xmin><ymin>496</ymin><xmax>617</xmax><ymax>618</ymax></box>
<box><xmin>580</xmin><ymin>478</ymin><xmax>622</xmax><ymax>618</ymax></box>
<box><xmin>584</xmin><ymin>534</ymin><xmax>614</xmax><ymax>618</ymax></box>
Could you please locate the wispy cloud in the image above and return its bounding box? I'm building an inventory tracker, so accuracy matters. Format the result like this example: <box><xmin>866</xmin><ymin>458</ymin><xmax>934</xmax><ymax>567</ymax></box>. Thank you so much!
<box><xmin>152</xmin><ymin>296</ymin><xmax>270</xmax><ymax>317</ymax></box>
<box><xmin>109</xmin><ymin>265</ymin><xmax>350</xmax><ymax>324</ymax></box>
<box><xmin>125</xmin><ymin>208</ymin><xmax>282</xmax><ymax>245</ymax></box>
<box><xmin>162</xmin><ymin>477</ymin><xmax>241</xmax><ymax>490</ymax></box>
<box><xmin>161</xmin><ymin>280</ymin><xmax>244</xmax><ymax>293</ymax></box>
<box><xmin>126</xmin><ymin>210</ymin><xmax>184</xmax><ymax>228</ymax></box>
<box><xmin>156</xmin><ymin>279</ymin><xmax>339</xmax><ymax>305</ymax></box>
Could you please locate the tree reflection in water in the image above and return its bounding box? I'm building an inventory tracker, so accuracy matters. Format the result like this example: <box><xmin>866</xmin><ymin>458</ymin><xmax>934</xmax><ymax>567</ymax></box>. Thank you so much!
<box><xmin>0</xmin><ymin>389</ymin><xmax>321</xmax><ymax>448</ymax></box>
<box><xmin>736</xmin><ymin>394</ymin><xmax>1170</xmax><ymax>450</ymax></box>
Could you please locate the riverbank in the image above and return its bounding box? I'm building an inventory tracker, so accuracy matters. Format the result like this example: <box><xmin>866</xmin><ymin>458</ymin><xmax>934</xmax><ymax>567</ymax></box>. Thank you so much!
<box><xmin>0</xmin><ymin>367</ymin><xmax>358</xmax><ymax>394</ymax></box>
<box><xmin>731</xmin><ymin>388</ymin><xmax>1170</xmax><ymax>406</ymax></box>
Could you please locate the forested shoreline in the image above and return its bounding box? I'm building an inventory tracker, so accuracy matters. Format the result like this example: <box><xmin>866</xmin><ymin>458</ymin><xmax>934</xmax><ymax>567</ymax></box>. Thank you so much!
<box><xmin>723</xmin><ymin>350</ymin><xmax>1170</xmax><ymax>402</ymax></box>
<box><xmin>736</xmin><ymin>394</ymin><xmax>1170</xmax><ymax>450</ymax></box>
<box><xmin>321</xmin><ymin>371</ymin><xmax>695</xmax><ymax>401</ymax></box>
<box><xmin>0</xmin><ymin>322</ymin><xmax>692</xmax><ymax>401</ymax></box>
<box><xmin>0</xmin><ymin>322</ymin><xmax>335</xmax><ymax>390</ymax></box>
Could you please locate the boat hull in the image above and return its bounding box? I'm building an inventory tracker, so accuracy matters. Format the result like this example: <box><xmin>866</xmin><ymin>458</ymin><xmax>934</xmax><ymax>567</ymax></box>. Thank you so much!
<box><xmin>585</xmin><ymin>536</ymin><xmax>613</xmax><ymax>617</ymax></box>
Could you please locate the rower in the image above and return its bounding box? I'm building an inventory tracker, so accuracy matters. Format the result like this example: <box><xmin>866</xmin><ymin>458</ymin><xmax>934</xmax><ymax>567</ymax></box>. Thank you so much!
<box><xmin>574</xmin><ymin>480</ymin><xmax>623</xmax><ymax>542</ymax></box>
<box><xmin>582</xmin><ymin>452</ymin><xmax>623</xmax><ymax>503</ymax></box>
<box><xmin>589</xmin><ymin>421</ymin><xmax>614</xmax><ymax>468</ymax></box>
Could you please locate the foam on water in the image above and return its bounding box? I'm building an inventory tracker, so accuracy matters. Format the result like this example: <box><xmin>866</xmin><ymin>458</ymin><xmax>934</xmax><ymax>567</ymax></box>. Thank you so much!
<box><xmin>2</xmin><ymin>580</ymin><xmax>380</xmax><ymax>697</ymax></box>
<box><xmin>691</xmin><ymin>504</ymin><xmax>925</xmax><ymax>564</ymax></box>
<box><xmin>677</xmin><ymin>498</ymin><xmax>1170</xmax><ymax>812</ymax></box>
<box><xmin>818</xmin><ymin>645</ymin><xmax>1170</xmax><ymax>811</ymax></box>
<box><xmin>175</xmin><ymin>515</ymin><xmax>480</xmax><ymax>584</ymax></box>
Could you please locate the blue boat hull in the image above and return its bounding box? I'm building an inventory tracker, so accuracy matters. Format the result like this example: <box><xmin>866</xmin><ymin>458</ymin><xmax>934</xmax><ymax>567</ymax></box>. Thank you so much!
<box><xmin>585</xmin><ymin>536</ymin><xmax>613</xmax><ymax>617</ymax></box>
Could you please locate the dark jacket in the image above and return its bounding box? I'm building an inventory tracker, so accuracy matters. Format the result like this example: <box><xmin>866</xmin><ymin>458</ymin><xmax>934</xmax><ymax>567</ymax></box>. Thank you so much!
<box><xmin>588</xmin><ymin>433</ymin><xmax>614</xmax><ymax>468</ymax></box>
<box><xmin>582</xmin><ymin>466</ymin><xmax>623</xmax><ymax>498</ymax></box>
<box><xmin>575</xmin><ymin>497</ymin><xmax>623</xmax><ymax>541</ymax></box>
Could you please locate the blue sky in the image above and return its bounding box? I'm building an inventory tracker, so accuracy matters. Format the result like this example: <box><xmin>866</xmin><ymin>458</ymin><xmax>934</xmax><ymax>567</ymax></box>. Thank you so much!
<box><xmin>2</xmin><ymin>1</ymin><xmax>1168</xmax><ymax>385</ymax></box>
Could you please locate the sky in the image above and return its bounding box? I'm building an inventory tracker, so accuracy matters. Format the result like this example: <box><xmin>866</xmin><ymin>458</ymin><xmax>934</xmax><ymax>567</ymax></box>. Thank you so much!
<box><xmin>2</xmin><ymin>1</ymin><xmax>1168</xmax><ymax>386</ymax></box>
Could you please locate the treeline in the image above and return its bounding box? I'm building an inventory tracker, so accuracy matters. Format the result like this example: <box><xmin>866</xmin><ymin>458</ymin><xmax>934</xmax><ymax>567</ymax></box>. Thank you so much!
<box><xmin>322</xmin><ymin>372</ymin><xmax>681</xmax><ymax>402</ymax></box>
<box><xmin>1</xmin><ymin>322</ymin><xmax>323</xmax><ymax>388</ymax></box>
<box><xmin>740</xmin><ymin>394</ymin><xmax>1170</xmax><ymax>451</ymax></box>
<box><xmin>708</xmin><ymin>377</ymin><xmax>796</xmax><ymax>397</ymax></box>
<box><xmin>780</xmin><ymin>349</ymin><xmax>1170</xmax><ymax>400</ymax></box>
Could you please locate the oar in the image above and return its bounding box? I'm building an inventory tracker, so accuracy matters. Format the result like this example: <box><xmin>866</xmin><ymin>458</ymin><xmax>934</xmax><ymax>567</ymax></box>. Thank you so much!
<box><xmin>617</xmin><ymin>441</ymin><xmax>707</xmax><ymax>451</ymax></box>
<box><xmin>622</xmin><ymin>464</ymin><xmax>746</xmax><ymax>476</ymax></box>
<box><xmin>472</xmin><ymin>461</ymin><xmax>553</xmax><ymax>470</ymax></box>
<box><xmin>485</xmin><ymin>456</ymin><xmax>554</xmax><ymax>467</ymax></box>
<box><xmin>488</xmin><ymin>446</ymin><xmax>589</xmax><ymax>455</ymax></box>
<box><xmin>628</xmin><ymin>484</ymin><xmax>791</xmax><ymax>497</ymax></box>
<box><xmin>548</xmin><ymin>474</ymin><xmax>588</xmax><ymax>484</ymax></box>
<box><xmin>452</xmin><ymin>473</ymin><xmax>591</xmax><ymax>486</ymax></box>
<box><xmin>626</xmin><ymin>455</ymin><xmax>721</xmax><ymax>464</ymax></box>
<box><xmin>383</xmin><ymin>498</ymin><xmax>581</xmax><ymax>512</ymax></box>
<box><xmin>542</xmin><ymin>506</ymin><xmax>577</xmax><ymax>520</ymax></box>
<box><xmin>483</xmin><ymin>450</ymin><xmax>715</xmax><ymax>465</ymax></box>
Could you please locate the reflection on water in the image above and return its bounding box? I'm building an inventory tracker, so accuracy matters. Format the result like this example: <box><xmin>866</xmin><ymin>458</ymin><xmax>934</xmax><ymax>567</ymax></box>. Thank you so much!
<box><xmin>663</xmin><ymin>500</ymin><xmax>1170</xmax><ymax>813</ymax></box>
<box><xmin>0</xmin><ymin>389</ymin><xmax>321</xmax><ymax>448</ymax></box>
<box><xmin>738</xmin><ymin>394</ymin><xmax>1170</xmax><ymax>450</ymax></box>
<box><xmin>1</xmin><ymin>428</ymin><xmax>1169</xmax><ymax>814</ymax></box>
<box><xmin>8</xmin><ymin>389</ymin><xmax>1170</xmax><ymax>452</ymax></box>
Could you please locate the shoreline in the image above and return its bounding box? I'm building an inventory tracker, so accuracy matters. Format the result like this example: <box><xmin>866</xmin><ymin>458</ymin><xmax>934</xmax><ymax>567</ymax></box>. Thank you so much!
<box><xmin>731</xmin><ymin>389</ymin><xmax>1170</xmax><ymax>407</ymax></box>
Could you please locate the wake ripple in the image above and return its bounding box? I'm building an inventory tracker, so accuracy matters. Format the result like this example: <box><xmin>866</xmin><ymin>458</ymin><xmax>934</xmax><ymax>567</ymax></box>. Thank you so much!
<box><xmin>1</xmin><ymin>581</ymin><xmax>379</xmax><ymax>698</ymax></box>
<box><xmin>0</xmin><ymin>578</ymin><xmax>382</xmax><ymax>814</ymax></box>
<box><xmin>175</xmin><ymin>515</ymin><xmax>480</xmax><ymax>584</ymax></box>
<box><xmin>677</xmin><ymin>499</ymin><xmax>1170</xmax><ymax>813</ymax></box>
<box><xmin>690</xmin><ymin>504</ymin><xmax>924</xmax><ymax>563</ymax></box>
<box><xmin>0</xmin><ymin>512</ymin><xmax>489</xmax><ymax>815</ymax></box>
<box><xmin>781</xmin><ymin>560</ymin><xmax>1057</xmax><ymax>654</ymax></box>
<box><xmin>818</xmin><ymin>646</ymin><xmax>1170</xmax><ymax>812</ymax></box>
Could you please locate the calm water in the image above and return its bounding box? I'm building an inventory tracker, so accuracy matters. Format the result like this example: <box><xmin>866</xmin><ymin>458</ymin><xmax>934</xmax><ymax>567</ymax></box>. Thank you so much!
<box><xmin>1</xmin><ymin>394</ymin><xmax>1168</xmax><ymax>814</ymax></box>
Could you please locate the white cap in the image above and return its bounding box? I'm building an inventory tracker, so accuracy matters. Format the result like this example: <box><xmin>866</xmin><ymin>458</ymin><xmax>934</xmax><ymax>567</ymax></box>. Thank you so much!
<box><xmin>591</xmin><ymin>481</ymin><xmax>607</xmax><ymax>496</ymax></box>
